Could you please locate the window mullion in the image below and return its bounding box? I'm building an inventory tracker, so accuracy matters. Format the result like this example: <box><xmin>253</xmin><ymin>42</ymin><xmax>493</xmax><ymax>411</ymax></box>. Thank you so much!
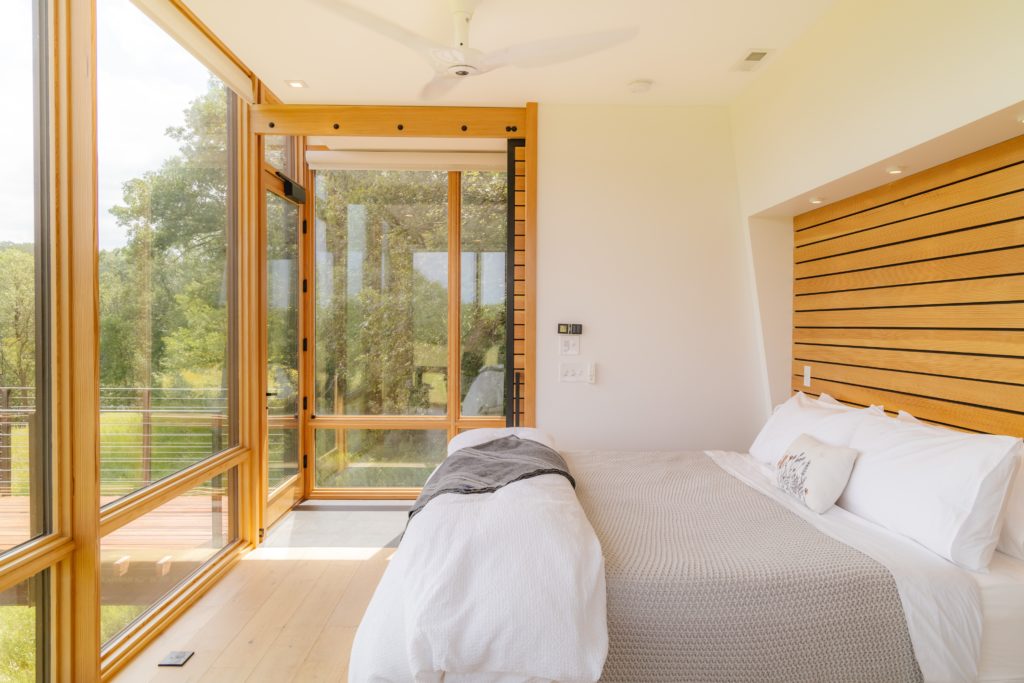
<box><xmin>447</xmin><ymin>171</ymin><xmax>462</xmax><ymax>438</ymax></box>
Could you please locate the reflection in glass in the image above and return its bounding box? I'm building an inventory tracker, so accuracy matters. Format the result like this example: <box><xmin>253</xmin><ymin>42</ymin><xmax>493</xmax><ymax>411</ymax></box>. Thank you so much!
<box><xmin>97</xmin><ymin>0</ymin><xmax>236</xmax><ymax>500</ymax></box>
<box><xmin>315</xmin><ymin>429</ymin><xmax>446</xmax><ymax>488</ymax></box>
<box><xmin>100</xmin><ymin>470</ymin><xmax>235</xmax><ymax>644</ymax></box>
<box><xmin>314</xmin><ymin>171</ymin><xmax>449</xmax><ymax>416</ymax></box>
<box><xmin>0</xmin><ymin>0</ymin><xmax>49</xmax><ymax>553</ymax></box>
<box><xmin>0</xmin><ymin>571</ymin><xmax>46</xmax><ymax>682</ymax></box>
<box><xmin>263</xmin><ymin>135</ymin><xmax>293</xmax><ymax>176</ymax></box>
<box><xmin>460</xmin><ymin>171</ymin><xmax>507</xmax><ymax>416</ymax></box>
<box><xmin>266</xmin><ymin>193</ymin><xmax>300</xmax><ymax>490</ymax></box>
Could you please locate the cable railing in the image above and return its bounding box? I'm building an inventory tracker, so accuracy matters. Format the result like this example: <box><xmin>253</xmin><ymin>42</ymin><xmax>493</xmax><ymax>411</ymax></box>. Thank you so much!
<box><xmin>0</xmin><ymin>386</ymin><xmax>231</xmax><ymax>498</ymax></box>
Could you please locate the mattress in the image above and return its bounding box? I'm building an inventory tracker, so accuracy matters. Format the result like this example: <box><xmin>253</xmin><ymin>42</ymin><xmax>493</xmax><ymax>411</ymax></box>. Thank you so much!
<box><xmin>977</xmin><ymin>551</ymin><xmax>1024</xmax><ymax>682</ymax></box>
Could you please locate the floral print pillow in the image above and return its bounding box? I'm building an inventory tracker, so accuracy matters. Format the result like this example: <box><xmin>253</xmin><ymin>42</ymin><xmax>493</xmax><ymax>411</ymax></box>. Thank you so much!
<box><xmin>776</xmin><ymin>434</ymin><xmax>859</xmax><ymax>514</ymax></box>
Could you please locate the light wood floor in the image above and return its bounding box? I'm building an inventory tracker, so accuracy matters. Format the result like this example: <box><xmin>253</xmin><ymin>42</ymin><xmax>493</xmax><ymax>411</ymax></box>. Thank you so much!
<box><xmin>112</xmin><ymin>502</ymin><xmax>408</xmax><ymax>682</ymax></box>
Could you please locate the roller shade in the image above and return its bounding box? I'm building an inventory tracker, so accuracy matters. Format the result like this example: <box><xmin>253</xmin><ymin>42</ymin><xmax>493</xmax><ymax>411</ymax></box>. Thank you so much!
<box><xmin>131</xmin><ymin>0</ymin><xmax>255</xmax><ymax>103</ymax></box>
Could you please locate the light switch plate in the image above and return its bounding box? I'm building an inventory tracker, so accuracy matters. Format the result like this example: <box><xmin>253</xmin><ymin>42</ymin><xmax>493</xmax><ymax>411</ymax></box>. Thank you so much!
<box><xmin>558</xmin><ymin>336</ymin><xmax>580</xmax><ymax>356</ymax></box>
<box><xmin>559</xmin><ymin>362</ymin><xmax>596</xmax><ymax>383</ymax></box>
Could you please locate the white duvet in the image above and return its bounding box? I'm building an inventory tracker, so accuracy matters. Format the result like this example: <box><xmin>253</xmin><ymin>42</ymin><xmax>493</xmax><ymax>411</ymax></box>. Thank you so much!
<box><xmin>348</xmin><ymin>472</ymin><xmax>607</xmax><ymax>683</ymax></box>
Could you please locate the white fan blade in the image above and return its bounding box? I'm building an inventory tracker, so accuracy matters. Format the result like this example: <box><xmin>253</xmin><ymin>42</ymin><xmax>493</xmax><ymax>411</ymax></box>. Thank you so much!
<box><xmin>481</xmin><ymin>27</ymin><xmax>638</xmax><ymax>70</ymax></box>
<box><xmin>309</xmin><ymin>0</ymin><xmax>446</xmax><ymax>65</ymax></box>
<box><xmin>420</xmin><ymin>74</ymin><xmax>462</xmax><ymax>100</ymax></box>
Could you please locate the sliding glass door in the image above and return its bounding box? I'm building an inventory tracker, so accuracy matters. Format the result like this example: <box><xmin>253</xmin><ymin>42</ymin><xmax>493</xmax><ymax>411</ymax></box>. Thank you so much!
<box><xmin>310</xmin><ymin>169</ymin><xmax>509</xmax><ymax>497</ymax></box>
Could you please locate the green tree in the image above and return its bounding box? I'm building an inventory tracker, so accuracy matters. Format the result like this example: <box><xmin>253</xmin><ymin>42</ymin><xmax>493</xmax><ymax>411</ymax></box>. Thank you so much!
<box><xmin>0</xmin><ymin>244</ymin><xmax>36</xmax><ymax>390</ymax></box>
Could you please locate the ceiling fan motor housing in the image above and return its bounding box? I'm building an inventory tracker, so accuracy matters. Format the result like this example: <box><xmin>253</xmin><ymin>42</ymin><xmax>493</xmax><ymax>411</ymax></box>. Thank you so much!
<box><xmin>447</xmin><ymin>64</ymin><xmax>479</xmax><ymax>77</ymax></box>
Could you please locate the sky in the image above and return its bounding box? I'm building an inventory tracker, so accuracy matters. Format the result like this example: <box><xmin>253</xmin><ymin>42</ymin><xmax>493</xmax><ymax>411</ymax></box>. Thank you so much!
<box><xmin>0</xmin><ymin>0</ymin><xmax>214</xmax><ymax>250</ymax></box>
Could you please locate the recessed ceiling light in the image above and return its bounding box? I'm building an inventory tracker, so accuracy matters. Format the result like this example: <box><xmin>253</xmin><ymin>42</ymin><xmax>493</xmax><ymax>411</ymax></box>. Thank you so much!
<box><xmin>809</xmin><ymin>197</ymin><xmax>824</xmax><ymax>205</ymax></box>
<box><xmin>1017</xmin><ymin>112</ymin><xmax>1024</xmax><ymax>124</ymax></box>
<box><xmin>285</xmin><ymin>80</ymin><xmax>308</xmax><ymax>89</ymax></box>
<box><xmin>628</xmin><ymin>79</ymin><xmax>653</xmax><ymax>94</ymax></box>
<box><xmin>886</xmin><ymin>165</ymin><xmax>905</xmax><ymax>175</ymax></box>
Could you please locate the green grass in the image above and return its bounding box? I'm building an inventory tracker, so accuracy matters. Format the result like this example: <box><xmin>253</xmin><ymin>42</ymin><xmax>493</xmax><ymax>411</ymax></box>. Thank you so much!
<box><xmin>6</xmin><ymin>411</ymin><xmax>226</xmax><ymax>498</ymax></box>
<box><xmin>100</xmin><ymin>604</ymin><xmax>148</xmax><ymax>644</ymax></box>
<box><xmin>0</xmin><ymin>605</ymin><xmax>36</xmax><ymax>683</ymax></box>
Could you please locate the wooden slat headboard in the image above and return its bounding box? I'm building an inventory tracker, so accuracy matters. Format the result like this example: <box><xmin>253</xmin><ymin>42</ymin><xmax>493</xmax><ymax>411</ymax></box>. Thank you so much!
<box><xmin>792</xmin><ymin>135</ymin><xmax>1024</xmax><ymax>436</ymax></box>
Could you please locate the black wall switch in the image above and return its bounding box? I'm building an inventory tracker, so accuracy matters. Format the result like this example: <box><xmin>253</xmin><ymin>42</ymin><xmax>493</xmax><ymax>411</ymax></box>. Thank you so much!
<box><xmin>557</xmin><ymin>323</ymin><xmax>583</xmax><ymax>335</ymax></box>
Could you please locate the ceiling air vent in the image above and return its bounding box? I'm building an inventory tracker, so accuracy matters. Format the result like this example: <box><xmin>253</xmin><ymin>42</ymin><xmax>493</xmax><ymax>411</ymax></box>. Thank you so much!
<box><xmin>732</xmin><ymin>48</ymin><xmax>773</xmax><ymax>72</ymax></box>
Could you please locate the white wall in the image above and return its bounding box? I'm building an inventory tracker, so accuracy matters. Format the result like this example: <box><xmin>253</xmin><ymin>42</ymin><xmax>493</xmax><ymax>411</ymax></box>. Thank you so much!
<box><xmin>536</xmin><ymin>105</ymin><xmax>766</xmax><ymax>452</ymax></box>
<box><xmin>732</xmin><ymin>0</ymin><xmax>1024</xmax><ymax>216</ymax></box>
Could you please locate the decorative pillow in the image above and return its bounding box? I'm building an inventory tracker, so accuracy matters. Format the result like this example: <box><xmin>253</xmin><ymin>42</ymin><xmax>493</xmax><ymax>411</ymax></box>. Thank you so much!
<box><xmin>749</xmin><ymin>392</ymin><xmax>882</xmax><ymax>466</ymax></box>
<box><xmin>839</xmin><ymin>414</ymin><xmax>1021</xmax><ymax>571</ymax></box>
<box><xmin>997</xmin><ymin>449</ymin><xmax>1024</xmax><ymax>560</ymax></box>
<box><xmin>447</xmin><ymin>427</ymin><xmax>555</xmax><ymax>456</ymax></box>
<box><xmin>775</xmin><ymin>434</ymin><xmax>859</xmax><ymax>514</ymax></box>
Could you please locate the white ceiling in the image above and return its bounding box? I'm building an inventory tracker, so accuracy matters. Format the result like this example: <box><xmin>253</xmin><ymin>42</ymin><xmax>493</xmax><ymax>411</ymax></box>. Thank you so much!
<box><xmin>184</xmin><ymin>0</ymin><xmax>838</xmax><ymax>106</ymax></box>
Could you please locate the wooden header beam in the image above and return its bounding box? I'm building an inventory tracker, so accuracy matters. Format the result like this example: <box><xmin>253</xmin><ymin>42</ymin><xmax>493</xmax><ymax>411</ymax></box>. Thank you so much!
<box><xmin>251</xmin><ymin>104</ymin><xmax>529</xmax><ymax>138</ymax></box>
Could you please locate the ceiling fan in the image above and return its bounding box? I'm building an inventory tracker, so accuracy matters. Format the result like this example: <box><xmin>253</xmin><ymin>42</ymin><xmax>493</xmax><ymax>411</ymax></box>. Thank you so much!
<box><xmin>310</xmin><ymin>0</ymin><xmax>638</xmax><ymax>99</ymax></box>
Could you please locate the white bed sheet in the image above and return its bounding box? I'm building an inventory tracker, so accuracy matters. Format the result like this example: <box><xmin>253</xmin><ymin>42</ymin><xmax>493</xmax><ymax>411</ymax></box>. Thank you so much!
<box><xmin>708</xmin><ymin>450</ymin><xmax>983</xmax><ymax>683</ymax></box>
<box><xmin>976</xmin><ymin>551</ymin><xmax>1024</xmax><ymax>682</ymax></box>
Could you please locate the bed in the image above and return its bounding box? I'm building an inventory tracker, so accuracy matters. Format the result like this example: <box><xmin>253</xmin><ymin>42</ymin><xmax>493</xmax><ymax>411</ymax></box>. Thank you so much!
<box><xmin>350</xmin><ymin>419</ymin><xmax>1024</xmax><ymax>682</ymax></box>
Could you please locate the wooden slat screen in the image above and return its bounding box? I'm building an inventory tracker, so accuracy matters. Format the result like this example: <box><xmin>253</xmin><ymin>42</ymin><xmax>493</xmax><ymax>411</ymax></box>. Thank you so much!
<box><xmin>792</xmin><ymin>135</ymin><xmax>1024</xmax><ymax>436</ymax></box>
<box><xmin>510</xmin><ymin>141</ymin><xmax>529</xmax><ymax>425</ymax></box>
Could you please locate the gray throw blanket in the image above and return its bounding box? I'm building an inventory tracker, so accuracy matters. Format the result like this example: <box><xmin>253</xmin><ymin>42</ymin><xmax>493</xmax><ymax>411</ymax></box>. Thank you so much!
<box><xmin>565</xmin><ymin>450</ymin><xmax>922</xmax><ymax>683</ymax></box>
<box><xmin>409</xmin><ymin>436</ymin><xmax>575</xmax><ymax>519</ymax></box>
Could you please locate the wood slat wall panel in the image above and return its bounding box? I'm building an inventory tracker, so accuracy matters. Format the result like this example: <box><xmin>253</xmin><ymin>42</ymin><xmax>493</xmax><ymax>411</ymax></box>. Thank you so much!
<box><xmin>792</xmin><ymin>135</ymin><xmax>1024</xmax><ymax>436</ymax></box>
<box><xmin>793</xmin><ymin>327</ymin><xmax>1024</xmax><ymax>355</ymax></box>
<box><xmin>796</xmin><ymin>274</ymin><xmax>1024</xmax><ymax>310</ymax></box>
<box><xmin>794</xmin><ymin>303</ymin><xmax>1024</xmax><ymax>329</ymax></box>
<box><xmin>792</xmin><ymin>360</ymin><xmax>1024</xmax><ymax>410</ymax></box>
<box><xmin>795</xmin><ymin>246</ymin><xmax>1024</xmax><ymax>294</ymax></box>
<box><xmin>794</xmin><ymin>136</ymin><xmax>1024</xmax><ymax>231</ymax></box>
<box><xmin>794</xmin><ymin>163</ymin><xmax>1024</xmax><ymax>247</ymax></box>
<box><xmin>794</xmin><ymin>219</ymin><xmax>1024</xmax><ymax>278</ymax></box>
<box><xmin>793</xmin><ymin>344</ymin><xmax>1024</xmax><ymax>384</ymax></box>
<box><xmin>796</xmin><ymin>191</ymin><xmax>1024</xmax><ymax>262</ymax></box>
<box><xmin>793</xmin><ymin>377</ymin><xmax>1024</xmax><ymax>436</ymax></box>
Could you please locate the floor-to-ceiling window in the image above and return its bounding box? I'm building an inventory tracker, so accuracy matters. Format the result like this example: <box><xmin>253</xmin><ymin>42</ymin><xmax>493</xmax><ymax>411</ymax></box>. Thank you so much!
<box><xmin>311</xmin><ymin>169</ymin><xmax>508</xmax><ymax>495</ymax></box>
<box><xmin>96</xmin><ymin>0</ymin><xmax>239</xmax><ymax>646</ymax></box>
<box><xmin>0</xmin><ymin>1</ymin><xmax>52</xmax><ymax>678</ymax></box>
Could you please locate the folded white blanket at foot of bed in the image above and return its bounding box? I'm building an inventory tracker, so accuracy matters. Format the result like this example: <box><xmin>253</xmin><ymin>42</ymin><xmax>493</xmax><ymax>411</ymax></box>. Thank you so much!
<box><xmin>348</xmin><ymin>473</ymin><xmax>608</xmax><ymax>683</ymax></box>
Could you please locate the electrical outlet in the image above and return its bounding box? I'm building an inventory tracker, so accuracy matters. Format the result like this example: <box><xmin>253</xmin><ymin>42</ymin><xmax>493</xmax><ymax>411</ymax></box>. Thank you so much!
<box><xmin>559</xmin><ymin>336</ymin><xmax>580</xmax><ymax>356</ymax></box>
<box><xmin>803</xmin><ymin>365</ymin><xmax>812</xmax><ymax>387</ymax></box>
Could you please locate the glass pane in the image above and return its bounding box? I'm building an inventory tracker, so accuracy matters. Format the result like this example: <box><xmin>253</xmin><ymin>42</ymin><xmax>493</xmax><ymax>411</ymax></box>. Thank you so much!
<box><xmin>314</xmin><ymin>171</ymin><xmax>449</xmax><ymax>416</ymax></box>
<box><xmin>315</xmin><ymin>429</ymin><xmax>445</xmax><ymax>488</ymax></box>
<box><xmin>0</xmin><ymin>571</ymin><xmax>46</xmax><ymax>682</ymax></box>
<box><xmin>97</xmin><ymin>0</ymin><xmax>236</xmax><ymax>500</ymax></box>
<box><xmin>264</xmin><ymin>135</ymin><xmax>293</xmax><ymax>176</ymax></box>
<box><xmin>268</xmin><ymin>425</ymin><xmax>299</xmax><ymax>491</ymax></box>
<box><xmin>460</xmin><ymin>171</ymin><xmax>508</xmax><ymax>417</ymax></box>
<box><xmin>100</xmin><ymin>469</ymin><xmax>235</xmax><ymax>644</ymax></box>
<box><xmin>266</xmin><ymin>193</ymin><xmax>299</xmax><ymax>417</ymax></box>
<box><xmin>0</xmin><ymin>0</ymin><xmax>49</xmax><ymax>553</ymax></box>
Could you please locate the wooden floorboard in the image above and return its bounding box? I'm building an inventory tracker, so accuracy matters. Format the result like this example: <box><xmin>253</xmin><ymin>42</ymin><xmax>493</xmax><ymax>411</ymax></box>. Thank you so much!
<box><xmin>111</xmin><ymin>507</ymin><xmax>405</xmax><ymax>682</ymax></box>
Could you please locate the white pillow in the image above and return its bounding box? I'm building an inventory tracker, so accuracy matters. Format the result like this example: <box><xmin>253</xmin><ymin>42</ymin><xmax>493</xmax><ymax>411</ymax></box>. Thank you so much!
<box><xmin>997</xmin><ymin>449</ymin><xmax>1024</xmax><ymax>560</ymax></box>
<box><xmin>447</xmin><ymin>427</ymin><xmax>555</xmax><ymax>456</ymax></box>
<box><xmin>775</xmin><ymin>434</ymin><xmax>859</xmax><ymax>514</ymax></box>
<box><xmin>896</xmin><ymin>410</ymin><xmax>919</xmax><ymax>423</ymax></box>
<box><xmin>749</xmin><ymin>392</ymin><xmax>881</xmax><ymax>466</ymax></box>
<box><xmin>839</xmin><ymin>414</ymin><xmax>1021</xmax><ymax>571</ymax></box>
